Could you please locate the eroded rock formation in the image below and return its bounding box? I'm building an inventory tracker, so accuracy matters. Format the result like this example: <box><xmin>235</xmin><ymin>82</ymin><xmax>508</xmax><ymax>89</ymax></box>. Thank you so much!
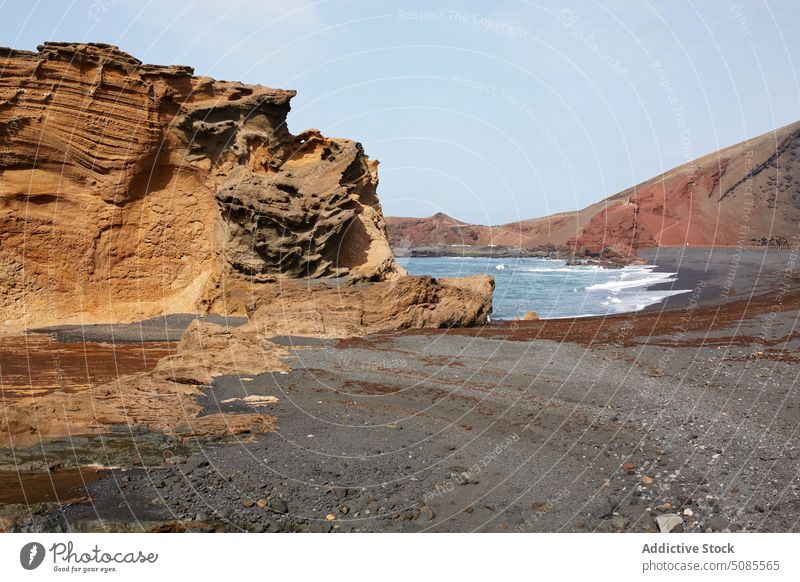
<box><xmin>0</xmin><ymin>43</ymin><xmax>494</xmax><ymax>448</ymax></box>
<box><xmin>245</xmin><ymin>275</ymin><xmax>494</xmax><ymax>338</ymax></box>
<box><xmin>0</xmin><ymin>320</ymin><xmax>288</xmax><ymax>448</ymax></box>
<box><xmin>0</xmin><ymin>271</ymin><xmax>494</xmax><ymax>446</ymax></box>
<box><xmin>0</xmin><ymin>42</ymin><xmax>402</xmax><ymax>330</ymax></box>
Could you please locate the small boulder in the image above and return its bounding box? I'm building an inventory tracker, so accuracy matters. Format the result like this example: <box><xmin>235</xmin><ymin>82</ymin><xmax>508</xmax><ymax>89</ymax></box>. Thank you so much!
<box><xmin>611</xmin><ymin>515</ymin><xmax>629</xmax><ymax>530</ymax></box>
<box><xmin>707</xmin><ymin>515</ymin><xmax>730</xmax><ymax>532</ymax></box>
<box><xmin>656</xmin><ymin>514</ymin><xmax>683</xmax><ymax>533</ymax></box>
<box><xmin>269</xmin><ymin>498</ymin><xmax>288</xmax><ymax>514</ymax></box>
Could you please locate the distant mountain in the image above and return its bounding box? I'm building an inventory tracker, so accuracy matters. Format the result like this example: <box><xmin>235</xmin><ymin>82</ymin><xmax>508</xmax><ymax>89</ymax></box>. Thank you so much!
<box><xmin>387</xmin><ymin>120</ymin><xmax>800</xmax><ymax>254</ymax></box>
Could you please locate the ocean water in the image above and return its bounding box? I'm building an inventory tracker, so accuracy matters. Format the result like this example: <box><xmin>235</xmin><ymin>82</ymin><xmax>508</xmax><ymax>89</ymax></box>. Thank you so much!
<box><xmin>397</xmin><ymin>256</ymin><xmax>692</xmax><ymax>320</ymax></box>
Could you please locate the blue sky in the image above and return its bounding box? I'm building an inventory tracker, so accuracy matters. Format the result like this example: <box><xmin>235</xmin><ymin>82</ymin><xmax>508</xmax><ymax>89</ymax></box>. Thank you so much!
<box><xmin>2</xmin><ymin>0</ymin><xmax>798</xmax><ymax>225</ymax></box>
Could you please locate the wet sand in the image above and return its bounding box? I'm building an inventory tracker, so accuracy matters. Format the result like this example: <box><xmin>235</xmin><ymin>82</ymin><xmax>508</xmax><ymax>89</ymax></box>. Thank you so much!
<box><xmin>2</xmin><ymin>249</ymin><xmax>799</xmax><ymax>533</ymax></box>
<box><xmin>0</xmin><ymin>334</ymin><xmax>174</xmax><ymax>400</ymax></box>
<box><xmin>0</xmin><ymin>467</ymin><xmax>107</xmax><ymax>504</ymax></box>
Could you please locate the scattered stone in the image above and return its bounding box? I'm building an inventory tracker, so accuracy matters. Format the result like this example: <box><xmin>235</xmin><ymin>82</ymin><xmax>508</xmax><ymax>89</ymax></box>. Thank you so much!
<box><xmin>269</xmin><ymin>498</ymin><xmax>288</xmax><ymax>514</ymax></box>
<box><xmin>707</xmin><ymin>515</ymin><xmax>729</xmax><ymax>532</ymax></box>
<box><xmin>683</xmin><ymin>508</ymin><xmax>693</xmax><ymax>517</ymax></box>
<box><xmin>590</xmin><ymin>499</ymin><xmax>615</xmax><ymax>519</ymax></box>
<box><xmin>165</xmin><ymin>455</ymin><xmax>187</xmax><ymax>465</ymax></box>
<box><xmin>641</xmin><ymin>476</ymin><xmax>654</xmax><ymax>485</ymax></box>
<box><xmin>420</xmin><ymin>506</ymin><xmax>436</xmax><ymax>521</ymax></box>
<box><xmin>655</xmin><ymin>514</ymin><xmax>683</xmax><ymax>533</ymax></box>
<box><xmin>532</xmin><ymin>501</ymin><xmax>549</xmax><ymax>512</ymax></box>
<box><xmin>459</xmin><ymin>472</ymin><xmax>479</xmax><ymax>485</ymax></box>
<box><xmin>611</xmin><ymin>515</ymin><xmax>629</xmax><ymax>530</ymax></box>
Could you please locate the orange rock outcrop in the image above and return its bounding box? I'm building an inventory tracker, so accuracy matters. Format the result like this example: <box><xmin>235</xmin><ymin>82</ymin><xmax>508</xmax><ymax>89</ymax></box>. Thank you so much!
<box><xmin>245</xmin><ymin>274</ymin><xmax>494</xmax><ymax>338</ymax></box>
<box><xmin>0</xmin><ymin>42</ymin><xmax>403</xmax><ymax>330</ymax></box>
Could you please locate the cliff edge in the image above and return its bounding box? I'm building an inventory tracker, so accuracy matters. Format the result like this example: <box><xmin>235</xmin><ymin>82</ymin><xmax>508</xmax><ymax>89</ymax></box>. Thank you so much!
<box><xmin>0</xmin><ymin>42</ymin><xmax>406</xmax><ymax>329</ymax></box>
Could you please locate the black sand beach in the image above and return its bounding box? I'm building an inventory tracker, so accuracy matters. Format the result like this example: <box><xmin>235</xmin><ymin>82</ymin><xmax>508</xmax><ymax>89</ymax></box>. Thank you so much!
<box><xmin>642</xmin><ymin>247</ymin><xmax>796</xmax><ymax>310</ymax></box>
<box><xmin>2</xmin><ymin>248</ymin><xmax>799</xmax><ymax>533</ymax></box>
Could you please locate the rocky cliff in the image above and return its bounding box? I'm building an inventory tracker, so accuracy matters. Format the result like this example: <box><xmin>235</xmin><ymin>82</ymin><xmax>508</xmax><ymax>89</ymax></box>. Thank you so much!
<box><xmin>387</xmin><ymin>120</ymin><xmax>800</xmax><ymax>255</ymax></box>
<box><xmin>0</xmin><ymin>42</ymin><xmax>405</xmax><ymax>329</ymax></box>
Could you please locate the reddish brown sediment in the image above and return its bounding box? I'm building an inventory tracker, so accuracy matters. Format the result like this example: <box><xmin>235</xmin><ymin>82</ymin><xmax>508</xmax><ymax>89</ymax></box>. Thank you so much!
<box><xmin>0</xmin><ymin>321</ymin><xmax>285</xmax><ymax>448</ymax></box>
<box><xmin>343</xmin><ymin>277</ymin><xmax>800</xmax><ymax>349</ymax></box>
<box><xmin>0</xmin><ymin>335</ymin><xmax>174</xmax><ymax>400</ymax></box>
<box><xmin>0</xmin><ymin>466</ymin><xmax>107</xmax><ymax>504</ymax></box>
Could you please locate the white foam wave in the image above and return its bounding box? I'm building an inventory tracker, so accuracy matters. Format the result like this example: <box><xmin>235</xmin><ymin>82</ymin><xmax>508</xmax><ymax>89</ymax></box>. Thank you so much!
<box><xmin>597</xmin><ymin>288</ymin><xmax>689</xmax><ymax>312</ymax></box>
<box><xmin>586</xmin><ymin>272</ymin><xmax>676</xmax><ymax>292</ymax></box>
<box><xmin>525</xmin><ymin>267</ymin><xmax>594</xmax><ymax>273</ymax></box>
<box><xmin>601</xmin><ymin>297</ymin><xmax>623</xmax><ymax>306</ymax></box>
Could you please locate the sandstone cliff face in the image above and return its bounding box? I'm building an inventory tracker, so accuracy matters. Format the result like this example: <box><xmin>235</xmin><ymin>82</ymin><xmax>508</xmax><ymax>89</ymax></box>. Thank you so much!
<box><xmin>387</xmin><ymin>120</ymin><xmax>800</xmax><ymax>254</ymax></box>
<box><xmin>0</xmin><ymin>42</ymin><xmax>402</xmax><ymax>330</ymax></box>
<box><xmin>0</xmin><ymin>43</ymin><xmax>494</xmax><ymax>449</ymax></box>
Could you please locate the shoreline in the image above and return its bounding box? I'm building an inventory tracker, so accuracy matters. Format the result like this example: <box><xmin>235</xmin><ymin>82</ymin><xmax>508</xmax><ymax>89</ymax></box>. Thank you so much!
<box><xmin>402</xmin><ymin>248</ymin><xmax>794</xmax><ymax>320</ymax></box>
<box><xmin>640</xmin><ymin>247</ymin><xmax>795</xmax><ymax>312</ymax></box>
<box><xmin>14</xmin><ymin>250</ymin><xmax>793</xmax><ymax>335</ymax></box>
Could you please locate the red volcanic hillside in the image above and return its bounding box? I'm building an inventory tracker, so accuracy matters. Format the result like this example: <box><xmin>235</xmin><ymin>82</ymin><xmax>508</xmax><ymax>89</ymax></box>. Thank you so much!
<box><xmin>387</xmin><ymin>120</ymin><xmax>800</xmax><ymax>253</ymax></box>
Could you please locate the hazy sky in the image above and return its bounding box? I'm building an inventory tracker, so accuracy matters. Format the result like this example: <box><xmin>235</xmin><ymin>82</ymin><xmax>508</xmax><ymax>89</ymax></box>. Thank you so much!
<box><xmin>2</xmin><ymin>0</ymin><xmax>798</xmax><ymax>225</ymax></box>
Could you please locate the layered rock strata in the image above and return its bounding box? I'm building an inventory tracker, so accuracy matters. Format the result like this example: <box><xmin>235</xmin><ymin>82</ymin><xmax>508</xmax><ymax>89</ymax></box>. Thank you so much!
<box><xmin>0</xmin><ymin>42</ymin><xmax>403</xmax><ymax>330</ymax></box>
